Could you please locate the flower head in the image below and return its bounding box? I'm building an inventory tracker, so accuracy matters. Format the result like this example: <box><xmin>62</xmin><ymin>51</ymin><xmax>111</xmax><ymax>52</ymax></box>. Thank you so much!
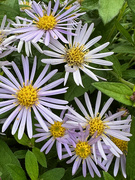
<box><xmin>62</xmin><ymin>125</ymin><xmax>106</xmax><ymax>177</ymax></box>
<box><xmin>11</xmin><ymin>0</ymin><xmax>85</xmax><ymax>46</ymax></box>
<box><xmin>33</xmin><ymin>109</ymin><xmax>74</xmax><ymax>160</ymax></box>
<box><xmin>42</xmin><ymin>22</ymin><xmax>113</xmax><ymax>86</ymax></box>
<box><xmin>0</xmin><ymin>55</ymin><xmax>68</xmax><ymax>139</ymax></box>
<box><xmin>65</xmin><ymin>91</ymin><xmax>132</xmax><ymax>159</ymax></box>
<box><xmin>18</xmin><ymin>0</ymin><xmax>32</xmax><ymax>11</ymax></box>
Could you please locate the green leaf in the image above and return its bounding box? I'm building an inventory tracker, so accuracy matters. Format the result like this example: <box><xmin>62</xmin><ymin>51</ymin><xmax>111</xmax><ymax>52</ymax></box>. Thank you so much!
<box><xmin>39</xmin><ymin>168</ymin><xmax>65</xmax><ymax>180</ymax></box>
<box><xmin>113</xmin><ymin>45</ymin><xmax>135</xmax><ymax>54</ymax></box>
<box><xmin>126</xmin><ymin>116</ymin><xmax>135</xmax><ymax>179</ymax></box>
<box><xmin>127</xmin><ymin>0</ymin><xmax>135</xmax><ymax>14</ymax></box>
<box><xmin>65</xmin><ymin>74</ymin><xmax>95</xmax><ymax>101</ymax></box>
<box><xmin>115</xmin><ymin>20</ymin><xmax>134</xmax><ymax>44</ymax></box>
<box><xmin>0</xmin><ymin>139</ymin><xmax>20</xmax><ymax>180</ymax></box>
<box><xmin>25</xmin><ymin>150</ymin><xmax>39</xmax><ymax>180</ymax></box>
<box><xmin>14</xmin><ymin>131</ymin><xmax>34</xmax><ymax>148</ymax></box>
<box><xmin>103</xmin><ymin>171</ymin><xmax>115</xmax><ymax>180</ymax></box>
<box><xmin>32</xmin><ymin>147</ymin><xmax>47</xmax><ymax>168</ymax></box>
<box><xmin>92</xmin><ymin>82</ymin><xmax>133</xmax><ymax>105</ymax></box>
<box><xmin>14</xmin><ymin>150</ymin><xmax>27</xmax><ymax>159</ymax></box>
<box><xmin>6</xmin><ymin>164</ymin><xmax>27</xmax><ymax>180</ymax></box>
<box><xmin>122</xmin><ymin>70</ymin><xmax>135</xmax><ymax>79</ymax></box>
<box><xmin>82</xmin><ymin>0</ymin><xmax>99</xmax><ymax>11</ymax></box>
<box><xmin>98</xmin><ymin>0</ymin><xmax>124</xmax><ymax>24</ymax></box>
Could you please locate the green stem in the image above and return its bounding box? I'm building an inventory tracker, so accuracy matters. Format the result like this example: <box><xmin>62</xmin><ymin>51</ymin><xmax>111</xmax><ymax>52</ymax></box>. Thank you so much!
<box><xmin>118</xmin><ymin>77</ymin><xmax>134</xmax><ymax>89</ymax></box>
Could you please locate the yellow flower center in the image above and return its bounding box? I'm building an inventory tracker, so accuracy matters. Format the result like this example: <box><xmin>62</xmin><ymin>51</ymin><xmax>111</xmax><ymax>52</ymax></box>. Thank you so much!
<box><xmin>20</xmin><ymin>1</ymin><xmax>31</xmax><ymax>10</ymax></box>
<box><xmin>65</xmin><ymin>45</ymin><xmax>88</xmax><ymax>66</ymax></box>
<box><xmin>36</xmin><ymin>15</ymin><xmax>57</xmax><ymax>30</ymax></box>
<box><xmin>16</xmin><ymin>84</ymin><xmax>38</xmax><ymax>108</ymax></box>
<box><xmin>111</xmin><ymin>137</ymin><xmax>128</xmax><ymax>154</ymax></box>
<box><xmin>89</xmin><ymin>115</ymin><xmax>105</xmax><ymax>136</ymax></box>
<box><xmin>0</xmin><ymin>31</ymin><xmax>6</xmax><ymax>44</ymax></box>
<box><xmin>50</xmin><ymin>121</ymin><xmax>65</xmax><ymax>138</ymax></box>
<box><xmin>75</xmin><ymin>141</ymin><xmax>91</xmax><ymax>159</ymax></box>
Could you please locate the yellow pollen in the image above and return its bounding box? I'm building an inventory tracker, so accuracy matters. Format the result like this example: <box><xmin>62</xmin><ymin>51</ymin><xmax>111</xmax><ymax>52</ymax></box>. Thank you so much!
<box><xmin>50</xmin><ymin>121</ymin><xmax>65</xmax><ymax>138</ymax></box>
<box><xmin>75</xmin><ymin>141</ymin><xmax>91</xmax><ymax>159</ymax></box>
<box><xmin>89</xmin><ymin>115</ymin><xmax>105</xmax><ymax>136</ymax></box>
<box><xmin>111</xmin><ymin>137</ymin><xmax>128</xmax><ymax>154</ymax></box>
<box><xmin>65</xmin><ymin>45</ymin><xmax>88</xmax><ymax>66</ymax></box>
<box><xmin>36</xmin><ymin>15</ymin><xmax>57</xmax><ymax>30</ymax></box>
<box><xmin>16</xmin><ymin>84</ymin><xmax>38</xmax><ymax>108</ymax></box>
<box><xmin>0</xmin><ymin>31</ymin><xmax>6</xmax><ymax>44</ymax></box>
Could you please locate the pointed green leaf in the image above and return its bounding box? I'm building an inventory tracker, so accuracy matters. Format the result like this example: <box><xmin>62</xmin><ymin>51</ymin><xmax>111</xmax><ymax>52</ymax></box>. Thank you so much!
<box><xmin>127</xmin><ymin>0</ymin><xmax>135</xmax><ymax>14</ymax></box>
<box><xmin>92</xmin><ymin>82</ymin><xmax>133</xmax><ymax>105</ymax></box>
<box><xmin>39</xmin><ymin>168</ymin><xmax>65</xmax><ymax>180</ymax></box>
<box><xmin>99</xmin><ymin>0</ymin><xmax>124</xmax><ymax>24</ymax></box>
<box><xmin>6</xmin><ymin>164</ymin><xmax>27</xmax><ymax>180</ymax></box>
<box><xmin>25</xmin><ymin>150</ymin><xmax>39</xmax><ymax>180</ymax></box>
<box><xmin>32</xmin><ymin>147</ymin><xmax>47</xmax><ymax>168</ymax></box>
<box><xmin>14</xmin><ymin>150</ymin><xmax>27</xmax><ymax>159</ymax></box>
<box><xmin>103</xmin><ymin>171</ymin><xmax>115</xmax><ymax>180</ymax></box>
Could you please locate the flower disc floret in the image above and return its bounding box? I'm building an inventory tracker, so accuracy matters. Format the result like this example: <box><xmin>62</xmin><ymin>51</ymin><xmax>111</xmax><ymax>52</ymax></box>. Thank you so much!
<box><xmin>16</xmin><ymin>84</ymin><xmax>38</xmax><ymax>107</ymax></box>
<box><xmin>111</xmin><ymin>137</ymin><xmax>128</xmax><ymax>154</ymax></box>
<box><xmin>75</xmin><ymin>141</ymin><xmax>91</xmax><ymax>159</ymax></box>
<box><xmin>89</xmin><ymin>116</ymin><xmax>105</xmax><ymax>136</ymax></box>
<box><xmin>50</xmin><ymin>121</ymin><xmax>65</xmax><ymax>138</ymax></box>
<box><xmin>65</xmin><ymin>45</ymin><xmax>87</xmax><ymax>66</ymax></box>
<box><xmin>36</xmin><ymin>15</ymin><xmax>57</xmax><ymax>30</ymax></box>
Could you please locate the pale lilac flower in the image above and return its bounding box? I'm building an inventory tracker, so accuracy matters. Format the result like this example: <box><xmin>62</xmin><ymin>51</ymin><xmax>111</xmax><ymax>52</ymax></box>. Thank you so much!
<box><xmin>65</xmin><ymin>91</ymin><xmax>132</xmax><ymax>159</ymax></box>
<box><xmin>42</xmin><ymin>21</ymin><xmax>113</xmax><ymax>86</ymax></box>
<box><xmin>2</xmin><ymin>17</ymin><xmax>43</xmax><ymax>57</ymax></box>
<box><xmin>102</xmin><ymin>117</ymin><xmax>131</xmax><ymax>178</ymax></box>
<box><xmin>0</xmin><ymin>15</ymin><xmax>15</xmax><ymax>58</ymax></box>
<box><xmin>11</xmin><ymin>0</ymin><xmax>85</xmax><ymax>46</ymax></box>
<box><xmin>0</xmin><ymin>55</ymin><xmax>68</xmax><ymax>139</ymax></box>
<box><xmin>62</xmin><ymin>125</ymin><xmax>107</xmax><ymax>177</ymax></box>
<box><xmin>0</xmin><ymin>61</ymin><xmax>11</xmax><ymax>68</ymax></box>
<box><xmin>33</xmin><ymin>109</ymin><xmax>74</xmax><ymax>160</ymax></box>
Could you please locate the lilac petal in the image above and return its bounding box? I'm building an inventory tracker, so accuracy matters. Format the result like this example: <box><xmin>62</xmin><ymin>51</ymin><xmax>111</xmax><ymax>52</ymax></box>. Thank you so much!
<box><xmin>27</xmin><ymin>108</ymin><xmax>33</xmax><ymax>138</ymax></box>
<box><xmin>44</xmin><ymin>31</ymin><xmax>50</xmax><ymax>46</ymax></box>
<box><xmin>82</xmin><ymin>159</ymin><xmax>87</xmax><ymax>177</ymax></box>
<box><xmin>84</xmin><ymin>92</ymin><xmax>94</xmax><ymax>118</ymax></box>
<box><xmin>25</xmin><ymin>9</ymin><xmax>39</xmax><ymax>21</ymax></box>
<box><xmin>2</xmin><ymin>106</ymin><xmax>21</xmax><ymax>132</ymax></box>
<box><xmin>0</xmin><ymin>82</ymin><xmax>16</xmax><ymax>93</ymax></box>
<box><xmin>32</xmin><ymin>105</ymin><xmax>49</xmax><ymax>132</ymax></box>
<box><xmin>0</xmin><ymin>104</ymin><xmax>16</xmax><ymax>114</ymax></box>
<box><xmin>66</xmin><ymin>155</ymin><xmax>77</xmax><ymax>164</ymax></box>
<box><xmin>47</xmin><ymin>1</ymin><xmax>51</xmax><ymax>16</ymax></box>
<box><xmin>30</xmin><ymin>56</ymin><xmax>37</xmax><ymax>83</ymax></box>
<box><xmin>12</xmin><ymin>26</ymin><xmax>38</xmax><ymax>33</ymax></box>
<box><xmin>12</xmin><ymin>108</ymin><xmax>23</xmax><ymax>135</ymax></box>
<box><xmin>1</xmin><ymin>15</ymin><xmax>6</xmax><ymax>29</ymax></box>
<box><xmin>49</xmin><ymin>30</ymin><xmax>58</xmax><ymax>39</ymax></box>
<box><xmin>0</xmin><ymin>94</ymin><xmax>15</xmax><ymax>99</ymax></box>
<box><xmin>18</xmin><ymin>108</ymin><xmax>27</xmax><ymax>139</ymax></box>
<box><xmin>72</xmin><ymin>157</ymin><xmax>81</xmax><ymax>175</ymax></box>
<box><xmin>121</xmin><ymin>155</ymin><xmax>126</xmax><ymax>178</ymax></box>
<box><xmin>114</xmin><ymin>157</ymin><xmax>119</xmax><ymax>177</ymax></box>
<box><xmin>52</xmin><ymin>0</ymin><xmax>59</xmax><ymax>15</ymax></box>
<box><xmin>39</xmin><ymin>100</ymin><xmax>67</xmax><ymax>110</ymax></box>
<box><xmin>40</xmin><ymin>137</ymin><xmax>54</xmax><ymax>152</ymax></box>
<box><xmin>56</xmin><ymin>141</ymin><xmax>62</xmax><ymax>160</ymax></box>
<box><xmin>84</xmin><ymin>36</ymin><xmax>102</xmax><ymax>51</ymax></box>
<box><xmin>97</xmin><ymin>140</ymin><xmax>107</xmax><ymax>160</ymax></box>
<box><xmin>38</xmin><ymin>87</ymin><xmax>67</xmax><ymax>96</ymax></box>
<box><xmin>74</xmin><ymin>97</ymin><xmax>88</xmax><ymax>118</ymax></box>
<box><xmin>80</xmin><ymin>66</ymin><xmax>98</xmax><ymax>81</ymax></box>
<box><xmin>32</xmin><ymin>30</ymin><xmax>44</xmax><ymax>43</ymax></box>
<box><xmin>12</xmin><ymin>61</ymin><xmax>23</xmax><ymax>86</ymax></box>
<box><xmin>22</xmin><ymin>55</ymin><xmax>29</xmax><ymax>85</ymax></box>
<box><xmin>95</xmin><ymin>91</ymin><xmax>101</xmax><ymax>116</ymax></box>
<box><xmin>0</xmin><ymin>99</ymin><xmax>16</xmax><ymax>108</ymax></box>
<box><xmin>64</xmin><ymin>72</ymin><xmax>69</xmax><ymax>86</ymax></box>
<box><xmin>53</xmin><ymin>29</ymin><xmax>68</xmax><ymax>43</ymax></box>
<box><xmin>88</xmin><ymin>157</ymin><xmax>101</xmax><ymax>177</ymax></box>
<box><xmin>32</xmin><ymin>1</ymin><xmax>43</xmax><ymax>17</ymax></box>
<box><xmin>45</xmin><ymin>139</ymin><xmax>55</xmax><ymax>154</ymax></box>
<box><xmin>103</xmin><ymin>111</ymin><xmax>125</xmax><ymax>122</ymax></box>
<box><xmin>86</xmin><ymin>157</ymin><xmax>94</xmax><ymax>177</ymax></box>
<box><xmin>100</xmin><ymin>98</ymin><xmax>113</xmax><ymax>117</ymax></box>
<box><xmin>39</xmin><ymin>97</ymin><xmax>68</xmax><ymax>105</ymax></box>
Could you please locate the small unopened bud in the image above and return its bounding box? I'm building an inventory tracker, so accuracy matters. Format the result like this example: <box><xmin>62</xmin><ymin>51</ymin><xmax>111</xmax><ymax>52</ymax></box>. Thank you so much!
<box><xmin>117</xmin><ymin>107</ymin><xmax>129</xmax><ymax>117</ymax></box>
<box><xmin>130</xmin><ymin>92</ymin><xmax>135</xmax><ymax>102</ymax></box>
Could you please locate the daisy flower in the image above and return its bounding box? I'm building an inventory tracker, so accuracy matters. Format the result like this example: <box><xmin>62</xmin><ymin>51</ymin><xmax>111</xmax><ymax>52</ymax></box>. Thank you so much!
<box><xmin>42</xmin><ymin>21</ymin><xmax>113</xmax><ymax>86</ymax></box>
<box><xmin>65</xmin><ymin>91</ymin><xmax>132</xmax><ymax>159</ymax></box>
<box><xmin>0</xmin><ymin>15</ymin><xmax>15</xmax><ymax>58</ymax></box>
<box><xmin>62</xmin><ymin>125</ymin><xmax>107</xmax><ymax>177</ymax></box>
<box><xmin>0</xmin><ymin>55</ymin><xmax>68</xmax><ymax>139</ymax></box>
<box><xmin>33</xmin><ymin>109</ymin><xmax>75</xmax><ymax>160</ymax></box>
<box><xmin>102</xmin><ymin>117</ymin><xmax>131</xmax><ymax>178</ymax></box>
<box><xmin>11</xmin><ymin>0</ymin><xmax>85</xmax><ymax>46</ymax></box>
<box><xmin>2</xmin><ymin>17</ymin><xmax>43</xmax><ymax>57</ymax></box>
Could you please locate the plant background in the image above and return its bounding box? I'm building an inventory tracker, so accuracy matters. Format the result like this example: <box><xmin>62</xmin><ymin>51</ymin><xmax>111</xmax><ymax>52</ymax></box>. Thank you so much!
<box><xmin>0</xmin><ymin>0</ymin><xmax>135</xmax><ymax>179</ymax></box>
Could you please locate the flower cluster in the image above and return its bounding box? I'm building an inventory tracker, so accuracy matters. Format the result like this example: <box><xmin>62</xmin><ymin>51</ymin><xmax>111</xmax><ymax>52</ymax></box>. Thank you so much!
<box><xmin>0</xmin><ymin>0</ymin><xmax>132</xmax><ymax>179</ymax></box>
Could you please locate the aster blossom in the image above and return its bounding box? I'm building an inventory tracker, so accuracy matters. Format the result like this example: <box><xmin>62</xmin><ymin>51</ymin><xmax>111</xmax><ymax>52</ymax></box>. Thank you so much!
<box><xmin>62</xmin><ymin>125</ymin><xmax>107</xmax><ymax>177</ymax></box>
<box><xmin>0</xmin><ymin>15</ymin><xmax>15</xmax><ymax>58</ymax></box>
<box><xmin>33</xmin><ymin>109</ymin><xmax>75</xmax><ymax>160</ymax></box>
<box><xmin>11</xmin><ymin>0</ymin><xmax>85</xmax><ymax>46</ymax></box>
<box><xmin>65</xmin><ymin>91</ymin><xmax>132</xmax><ymax>159</ymax></box>
<box><xmin>18</xmin><ymin>0</ymin><xmax>32</xmax><ymax>12</ymax></box>
<box><xmin>0</xmin><ymin>55</ymin><xmax>68</xmax><ymax>139</ymax></box>
<box><xmin>42</xmin><ymin>21</ymin><xmax>113</xmax><ymax>86</ymax></box>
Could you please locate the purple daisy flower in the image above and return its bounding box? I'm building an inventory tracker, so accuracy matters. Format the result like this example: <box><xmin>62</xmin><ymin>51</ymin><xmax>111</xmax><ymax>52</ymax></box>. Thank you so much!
<box><xmin>65</xmin><ymin>91</ymin><xmax>132</xmax><ymax>159</ymax></box>
<box><xmin>42</xmin><ymin>21</ymin><xmax>113</xmax><ymax>86</ymax></box>
<box><xmin>62</xmin><ymin>125</ymin><xmax>107</xmax><ymax>177</ymax></box>
<box><xmin>33</xmin><ymin>109</ymin><xmax>74</xmax><ymax>160</ymax></box>
<box><xmin>11</xmin><ymin>0</ymin><xmax>85</xmax><ymax>46</ymax></box>
<box><xmin>0</xmin><ymin>55</ymin><xmax>68</xmax><ymax>139</ymax></box>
